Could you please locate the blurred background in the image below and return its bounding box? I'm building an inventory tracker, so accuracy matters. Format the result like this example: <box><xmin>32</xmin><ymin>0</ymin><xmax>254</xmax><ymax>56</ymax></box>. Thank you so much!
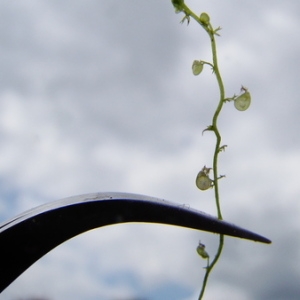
<box><xmin>0</xmin><ymin>0</ymin><xmax>299</xmax><ymax>299</ymax></box>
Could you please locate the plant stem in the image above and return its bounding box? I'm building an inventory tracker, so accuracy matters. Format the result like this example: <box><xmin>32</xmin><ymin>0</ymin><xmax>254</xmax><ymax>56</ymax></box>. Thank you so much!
<box><xmin>180</xmin><ymin>4</ymin><xmax>226</xmax><ymax>299</ymax></box>
<box><xmin>210</xmin><ymin>24</ymin><xmax>224</xmax><ymax>221</ymax></box>
<box><xmin>183</xmin><ymin>3</ymin><xmax>225</xmax><ymax>220</ymax></box>
<box><xmin>198</xmin><ymin>234</ymin><xmax>224</xmax><ymax>300</ymax></box>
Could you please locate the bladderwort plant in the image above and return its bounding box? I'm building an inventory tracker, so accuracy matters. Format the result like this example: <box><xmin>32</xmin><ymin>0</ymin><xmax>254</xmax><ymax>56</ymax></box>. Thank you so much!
<box><xmin>171</xmin><ymin>1</ymin><xmax>252</xmax><ymax>299</ymax></box>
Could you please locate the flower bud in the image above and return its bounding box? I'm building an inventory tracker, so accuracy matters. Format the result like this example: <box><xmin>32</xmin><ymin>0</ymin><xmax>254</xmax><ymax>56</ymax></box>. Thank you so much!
<box><xmin>192</xmin><ymin>60</ymin><xmax>204</xmax><ymax>76</ymax></box>
<box><xmin>196</xmin><ymin>242</ymin><xmax>209</xmax><ymax>259</ymax></box>
<box><xmin>199</xmin><ymin>12</ymin><xmax>210</xmax><ymax>25</ymax></box>
<box><xmin>171</xmin><ymin>0</ymin><xmax>184</xmax><ymax>13</ymax></box>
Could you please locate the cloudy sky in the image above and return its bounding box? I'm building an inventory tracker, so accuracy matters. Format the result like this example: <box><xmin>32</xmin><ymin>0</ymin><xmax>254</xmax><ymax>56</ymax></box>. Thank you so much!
<box><xmin>0</xmin><ymin>0</ymin><xmax>300</xmax><ymax>299</ymax></box>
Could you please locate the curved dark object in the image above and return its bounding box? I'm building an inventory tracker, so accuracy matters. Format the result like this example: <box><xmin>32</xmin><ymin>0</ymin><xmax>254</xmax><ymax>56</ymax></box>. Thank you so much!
<box><xmin>0</xmin><ymin>192</ymin><xmax>271</xmax><ymax>292</ymax></box>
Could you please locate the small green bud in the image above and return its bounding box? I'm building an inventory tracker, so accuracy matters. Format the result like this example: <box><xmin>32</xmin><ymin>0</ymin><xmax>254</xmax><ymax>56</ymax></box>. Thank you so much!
<box><xmin>171</xmin><ymin>0</ymin><xmax>184</xmax><ymax>13</ymax></box>
<box><xmin>192</xmin><ymin>60</ymin><xmax>204</xmax><ymax>76</ymax></box>
<box><xmin>172</xmin><ymin>0</ymin><xmax>184</xmax><ymax>5</ymax></box>
<box><xmin>199</xmin><ymin>12</ymin><xmax>210</xmax><ymax>25</ymax></box>
<box><xmin>196</xmin><ymin>242</ymin><xmax>209</xmax><ymax>259</ymax></box>
<box><xmin>234</xmin><ymin>88</ymin><xmax>251</xmax><ymax>111</ymax></box>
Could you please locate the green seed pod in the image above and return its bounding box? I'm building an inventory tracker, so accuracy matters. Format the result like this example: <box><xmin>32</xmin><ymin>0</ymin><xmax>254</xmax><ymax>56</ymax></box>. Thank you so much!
<box><xmin>234</xmin><ymin>91</ymin><xmax>251</xmax><ymax>111</ymax></box>
<box><xmin>196</xmin><ymin>242</ymin><xmax>209</xmax><ymax>259</ymax></box>
<box><xmin>199</xmin><ymin>12</ymin><xmax>210</xmax><ymax>25</ymax></box>
<box><xmin>192</xmin><ymin>60</ymin><xmax>204</xmax><ymax>76</ymax></box>
<box><xmin>196</xmin><ymin>171</ymin><xmax>212</xmax><ymax>190</ymax></box>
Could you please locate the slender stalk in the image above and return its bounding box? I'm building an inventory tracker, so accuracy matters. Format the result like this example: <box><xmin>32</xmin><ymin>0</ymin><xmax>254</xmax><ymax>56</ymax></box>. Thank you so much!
<box><xmin>198</xmin><ymin>234</ymin><xmax>224</xmax><ymax>300</ymax></box>
<box><xmin>197</xmin><ymin>23</ymin><xmax>225</xmax><ymax>299</ymax></box>
<box><xmin>210</xmin><ymin>29</ymin><xmax>225</xmax><ymax>221</ymax></box>
<box><xmin>178</xmin><ymin>3</ymin><xmax>226</xmax><ymax>299</ymax></box>
<box><xmin>182</xmin><ymin>3</ymin><xmax>225</xmax><ymax>220</ymax></box>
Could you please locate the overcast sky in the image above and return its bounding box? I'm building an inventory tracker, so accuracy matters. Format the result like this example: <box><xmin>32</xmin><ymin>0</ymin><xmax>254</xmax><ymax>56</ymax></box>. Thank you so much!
<box><xmin>0</xmin><ymin>0</ymin><xmax>300</xmax><ymax>299</ymax></box>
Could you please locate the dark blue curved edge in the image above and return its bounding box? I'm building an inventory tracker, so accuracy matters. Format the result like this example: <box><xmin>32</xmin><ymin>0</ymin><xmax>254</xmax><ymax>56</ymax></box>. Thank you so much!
<box><xmin>0</xmin><ymin>192</ymin><xmax>271</xmax><ymax>292</ymax></box>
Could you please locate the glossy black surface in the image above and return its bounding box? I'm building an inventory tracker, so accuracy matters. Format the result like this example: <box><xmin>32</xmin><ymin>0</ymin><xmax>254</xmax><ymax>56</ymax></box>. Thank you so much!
<box><xmin>0</xmin><ymin>192</ymin><xmax>271</xmax><ymax>292</ymax></box>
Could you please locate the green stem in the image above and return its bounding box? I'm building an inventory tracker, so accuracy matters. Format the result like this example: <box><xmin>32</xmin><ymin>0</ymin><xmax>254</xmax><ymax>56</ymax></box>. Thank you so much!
<box><xmin>198</xmin><ymin>235</ymin><xmax>224</xmax><ymax>300</ymax></box>
<box><xmin>183</xmin><ymin>4</ymin><xmax>225</xmax><ymax>220</ymax></box>
<box><xmin>210</xmin><ymin>26</ymin><xmax>225</xmax><ymax>221</ymax></box>
<box><xmin>180</xmin><ymin>4</ymin><xmax>226</xmax><ymax>300</ymax></box>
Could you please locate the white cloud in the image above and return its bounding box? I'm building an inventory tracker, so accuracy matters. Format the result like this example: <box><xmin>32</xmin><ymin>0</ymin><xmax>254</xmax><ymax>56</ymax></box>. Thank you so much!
<box><xmin>0</xmin><ymin>1</ymin><xmax>299</xmax><ymax>299</ymax></box>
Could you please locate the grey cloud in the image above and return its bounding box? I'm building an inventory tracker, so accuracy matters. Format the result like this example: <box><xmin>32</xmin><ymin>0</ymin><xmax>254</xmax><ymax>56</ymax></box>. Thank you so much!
<box><xmin>0</xmin><ymin>1</ymin><xmax>299</xmax><ymax>300</ymax></box>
